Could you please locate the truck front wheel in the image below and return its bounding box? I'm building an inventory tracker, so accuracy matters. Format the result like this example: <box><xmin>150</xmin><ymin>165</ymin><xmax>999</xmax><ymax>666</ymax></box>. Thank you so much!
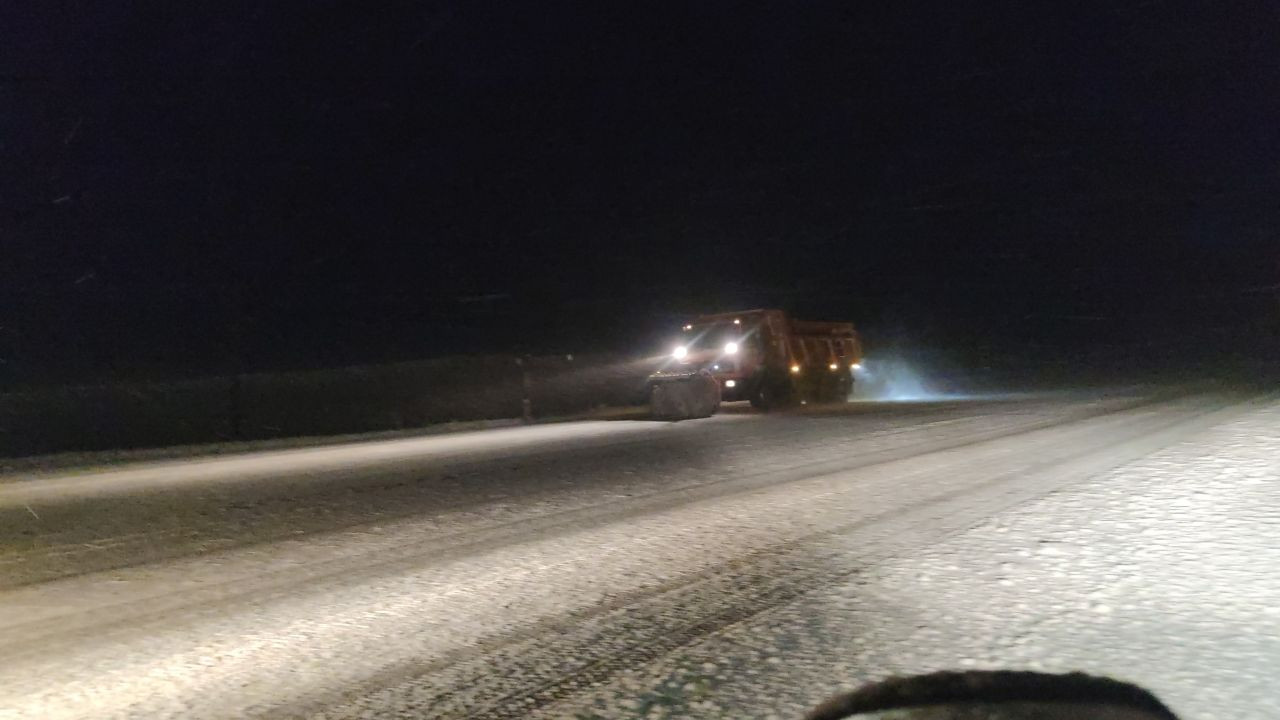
<box><xmin>749</xmin><ymin>374</ymin><xmax>793</xmax><ymax>411</ymax></box>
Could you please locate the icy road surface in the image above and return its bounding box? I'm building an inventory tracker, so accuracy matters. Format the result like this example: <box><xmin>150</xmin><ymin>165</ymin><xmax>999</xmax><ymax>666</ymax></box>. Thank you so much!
<box><xmin>0</xmin><ymin>389</ymin><xmax>1276</xmax><ymax>719</ymax></box>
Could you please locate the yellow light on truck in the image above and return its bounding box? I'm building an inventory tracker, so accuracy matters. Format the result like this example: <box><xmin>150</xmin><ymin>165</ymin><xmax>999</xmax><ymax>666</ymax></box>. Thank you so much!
<box><xmin>790</xmin><ymin>364</ymin><xmax>801</xmax><ymax>374</ymax></box>
<box><xmin>733</xmin><ymin>318</ymin><xmax>741</xmax><ymax>324</ymax></box>
<box><xmin>725</xmin><ymin>379</ymin><xmax>736</xmax><ymax>388</ymax></box>
<box><xmin>829</xmin><ymin>363</ymin><xmax>838</xmax><ymax>371</ymax></box>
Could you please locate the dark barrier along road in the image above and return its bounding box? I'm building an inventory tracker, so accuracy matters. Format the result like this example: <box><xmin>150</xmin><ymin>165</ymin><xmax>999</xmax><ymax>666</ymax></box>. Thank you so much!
<box><xmin>0</xmin><ymin>353</ymin><xmax>659</xmax><ymax>458</ymax></box>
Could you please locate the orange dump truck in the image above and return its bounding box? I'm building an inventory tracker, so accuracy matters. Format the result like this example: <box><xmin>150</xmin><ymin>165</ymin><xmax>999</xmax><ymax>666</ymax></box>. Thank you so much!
<box><xmin>653</xmin><ymin>309</ymin><xmax>863</xmax><ymax>413</ymax></box>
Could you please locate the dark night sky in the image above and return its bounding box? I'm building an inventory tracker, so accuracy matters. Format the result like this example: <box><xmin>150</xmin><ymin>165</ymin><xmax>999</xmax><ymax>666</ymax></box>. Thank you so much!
<box><xmin>4</xmin><ymin>2</ymin><xmax>1278</xmax><ymax>382</ymax></box>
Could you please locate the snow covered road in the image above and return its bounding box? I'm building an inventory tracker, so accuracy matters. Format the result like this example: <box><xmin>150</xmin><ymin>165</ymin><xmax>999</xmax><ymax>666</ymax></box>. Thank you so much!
<box><xmin>0</xmin><ymin>388</ymin><xmax>1275</xmax><ymax>719</ymax></box>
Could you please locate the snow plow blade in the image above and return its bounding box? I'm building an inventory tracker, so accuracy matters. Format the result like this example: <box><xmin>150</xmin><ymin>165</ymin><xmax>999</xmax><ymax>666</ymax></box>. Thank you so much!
<box><xmin>647</xmin><ymin>370</ymin><xmax>721</xmax><ymax>420</ymax></box>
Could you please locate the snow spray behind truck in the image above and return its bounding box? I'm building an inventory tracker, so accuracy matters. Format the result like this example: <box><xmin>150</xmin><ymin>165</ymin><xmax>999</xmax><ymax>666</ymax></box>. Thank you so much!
<box><xmin>648</xmin><ymin>309</ymin><xmax>864</xmax><ymax>418</ymax></box>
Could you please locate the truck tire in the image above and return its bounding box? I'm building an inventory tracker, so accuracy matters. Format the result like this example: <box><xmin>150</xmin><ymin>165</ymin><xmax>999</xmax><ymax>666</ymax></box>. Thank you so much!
<box><xmin>749</xmin><ymin>373</ymin><xmax>793</xmax><ymax>411</ymax></box>
<box><xmin>837</xmin><ymin>376</ymin><xmax>853</xmax><ymax>402</ymax></box>
<box><xmin>822</xmin><ymin>373</ymin><xmax>852</xmax><ymax>403</ymax></box>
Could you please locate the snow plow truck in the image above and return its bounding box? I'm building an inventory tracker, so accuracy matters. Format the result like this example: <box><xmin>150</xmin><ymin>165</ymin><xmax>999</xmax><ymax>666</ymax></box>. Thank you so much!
<box><xmin>648</xmin><ymin>309</ymin><xmax>863</xmax><ymax>419</ymax></box>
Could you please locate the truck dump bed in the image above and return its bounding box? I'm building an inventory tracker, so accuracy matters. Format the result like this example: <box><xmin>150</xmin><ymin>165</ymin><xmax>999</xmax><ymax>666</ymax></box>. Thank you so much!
<box><xmin>789</xmin><ymin>319</ymin><xmax>857</xmax><ymax>338</ymax></box>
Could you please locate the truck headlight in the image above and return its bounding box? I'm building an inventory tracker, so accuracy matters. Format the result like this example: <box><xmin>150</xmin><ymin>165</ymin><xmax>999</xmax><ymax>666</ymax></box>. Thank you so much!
<box><xmin>724</xmin><ymin>379</ymin><xmax>736</xmax><ymax>388</ymax></box>
<box><xmin>852</xmin><ymin>362</ymin><xmax>863</xmax><ymax>370</ymax></box>
<box><xmin>673</xmin><ymin>345</ymin><xmax>688</xmax><ymax>359</ymax></box>
<box><xmin>724</xmin><ymin>342</ymin><xmax>739</xmax><ymax>354</ymax></box>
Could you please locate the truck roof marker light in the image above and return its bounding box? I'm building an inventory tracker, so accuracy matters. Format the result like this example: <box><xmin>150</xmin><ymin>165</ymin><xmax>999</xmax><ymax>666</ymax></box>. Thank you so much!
<box><xmin>791</xmin><ymin>364</ymin><xmax>801</xmax><ymax>374</ymax></box>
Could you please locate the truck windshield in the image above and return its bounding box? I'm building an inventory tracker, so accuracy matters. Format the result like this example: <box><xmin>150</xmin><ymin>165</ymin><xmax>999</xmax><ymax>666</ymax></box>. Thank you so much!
<box><xmin>687</xmin><ymin>323</ymin><xmax>749</xmax><ymax>351</ymax></box>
